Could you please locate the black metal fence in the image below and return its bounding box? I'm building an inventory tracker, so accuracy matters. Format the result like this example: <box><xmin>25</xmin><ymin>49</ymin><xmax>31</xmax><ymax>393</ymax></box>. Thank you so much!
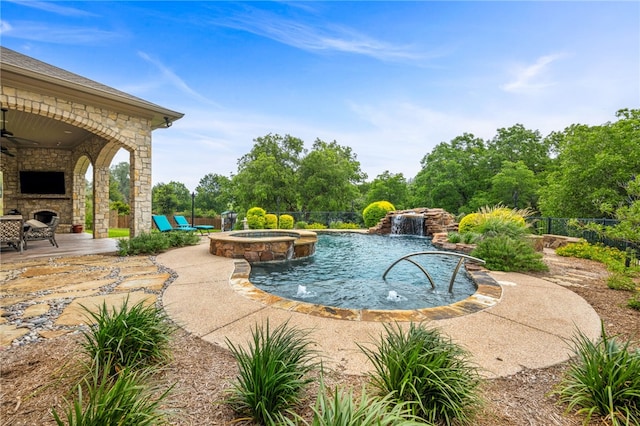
<box><xmin>527</xmin><ymin>217</ymin><xmax>638</xmax><ymax>261</ymax></box>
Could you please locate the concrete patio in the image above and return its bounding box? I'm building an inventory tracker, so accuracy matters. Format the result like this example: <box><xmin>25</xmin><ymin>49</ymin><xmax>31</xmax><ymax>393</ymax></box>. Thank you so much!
<box><xmin>0</xmin><ymin>235</ymin><xmax>602</xmax><ymax>379</ymax></box>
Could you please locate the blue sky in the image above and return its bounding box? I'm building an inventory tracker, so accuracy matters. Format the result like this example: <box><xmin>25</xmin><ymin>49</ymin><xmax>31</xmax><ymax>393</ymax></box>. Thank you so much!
<box><xmin>1</xmin><ymin>1</ymin><xmax>638</xmax><ymax>191</ymax></box>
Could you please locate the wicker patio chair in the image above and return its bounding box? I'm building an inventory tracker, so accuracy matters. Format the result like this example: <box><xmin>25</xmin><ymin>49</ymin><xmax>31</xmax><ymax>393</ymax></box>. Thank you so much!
<box><xmin>0</xmin><ymin>215</ymin><xmax>24</xmax><ymax>253</ymax></box>
<box><xmin>24</xmin><ymin>216</ymin><xmax>59</xmax><ymax>249</ymax></box>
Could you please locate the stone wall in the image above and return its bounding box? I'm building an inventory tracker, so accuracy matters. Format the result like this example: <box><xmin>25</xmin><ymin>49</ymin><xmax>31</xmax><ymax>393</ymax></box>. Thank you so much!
<box><xmin>209</xmin><ymin>230</ymin><xmax>317</xmax><ymax>263</ymax></box>
<box><xmin>369</xmin><ymin>208</ymin><xmax>459</xmax><ymax>236</ymax></box>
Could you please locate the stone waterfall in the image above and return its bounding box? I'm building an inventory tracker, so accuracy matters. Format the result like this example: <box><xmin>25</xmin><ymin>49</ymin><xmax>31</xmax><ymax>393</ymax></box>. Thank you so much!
<box><xmin>390</xmin><ymin>213</ymin><xmax>425</xmax><ymax>236</ymax></box>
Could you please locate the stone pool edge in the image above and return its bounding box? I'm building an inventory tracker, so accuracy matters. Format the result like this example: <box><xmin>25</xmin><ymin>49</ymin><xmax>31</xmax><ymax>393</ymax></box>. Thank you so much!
<box><xmin>229</xmin><ymin>259</ymin><xmax>503</xmax><ymax>322</ymax></box>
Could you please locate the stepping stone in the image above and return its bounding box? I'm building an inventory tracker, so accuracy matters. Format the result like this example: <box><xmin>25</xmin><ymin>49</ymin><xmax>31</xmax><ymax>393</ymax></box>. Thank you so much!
<box><xmin>38</xmin><ymin>329</ymin><xmax>71</xmax><ymax>339</ymax></box>
<box><xmin>118</xmin><ymin>265</ymin><xmax>161</xmax><ymax>276</ymax></box>
<box><xmin>22</xmin><ymin>303</ymin><xmax>50</xmax><ymax>318</ymax></box>
<box><xmin>55</xmin><ymin>291</ymin><xmax>156</xmax><ymax>326</ymax></box>
<box><xmin>0</xmin><ymin>296</ymin><xmax>27</xmax><ymax>308</ymax></box>
<box><xmin>0</xmin><ymin>324</ymin><xmax>29</xmax><ymax>347</ymax></box>
<box><xmin>116</xmin><ymin>273</ymin><xmax>171</xmax><ymax>292</ymax></box>
<box><xmin>20</xmin><ymin>265</ymin><xmax>88</xmax><ymax>278</ymax></box>
<box><xmin>55</xmin><ymin>279</ymin><xmax>115</xmax><ymax>293</ymax></box>
<box><xmin>35</xmin><ymin>289</ymin><xmax>100</xmax><ymax>302</ymax></box>
<box><xmin>2</xmin><ymin>271</ymin><xmax>109</xmax><ymax>294</ymax></box>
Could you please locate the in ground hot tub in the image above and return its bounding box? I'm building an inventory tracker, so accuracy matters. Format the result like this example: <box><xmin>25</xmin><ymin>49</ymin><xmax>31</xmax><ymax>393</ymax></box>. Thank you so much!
<box><xmin>209</xmin><ymin>229</ymin><xmax>317</xmax><ymax>263</ymax></box>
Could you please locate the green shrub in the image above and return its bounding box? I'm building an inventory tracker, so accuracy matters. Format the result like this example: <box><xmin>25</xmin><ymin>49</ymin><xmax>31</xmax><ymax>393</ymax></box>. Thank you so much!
<box><xmin>359</xmin><ymin>322</ymin><xmax>481</xmax><ymax>425</ymax></box>
<box><xmin>295</xmin><ymin>221</ymin><xmax>308</xmax><ymax>229</ymax></box>
<box><xmin>329</xmin><ymin>221</ymin><xmax>360</xmax><ymax>229</ymax></box>
<box><xmin>555</xmin><ymin>324</ymin><xmax>640</xmax><ymax>425</ymax></box>
<box><xmin>225</xmin><ymin>320</ymin><xmax>319</xmax><ymax>425</ymax></box>
<box><xmin>458</xmin><ymin>206</ymin><xmax>529</xmax><ymax>234</ymax></box>
<box><xmin>458</xmin><ymin>213</ymin><xmax>481</xmax><ymax>234</ymax></box>
<box><xmin>447</xmin><ymin>232</ymin><xmax>462</xmax><ymax>243</ymax></box>
<box><xmin>117</xmin><ymin>232</ymin><xmax>170</xmax><ymax>256</ymax></box>
<box><xmin>628</xmin><ymin>293</ymin><xmax>640</xmax><ymax>310</ymax></box>
<box><xmin>116</xmin><ymin>230</ymin><xmax>199</xmax><ymax>256</ymax></box>
<box><xmin>462</xmin><ymin>232</ymin><xmax>481</xmax><ymax>244</ymax></box>
<box><xmin>280</xmin><ymin>384</ymin><xmax>425</xmax><ymax>426</ymax></box>
<box><xmin>265</xmin><ymin>213</ymin><xmax>278</xmax><ymax>229</ymax></box>
<box><xmin>80</xmin><ymin>297</ymin><xmax>174</xmax><ymax>375</ymax></box>
<box><xmin>52</xmin><ymin>361</ymin><xmax>171</xmax><ymax>426</ymax></box>
<box><xmin>475</xmin><ymin>216</ymin><xmax>528</xmax><ymax>238</ymax></box>
<box><xmin>246</xmin><ymin>207</ymin><xmax>266</xmax><ymax>229</ymax></box>
<box><xmin>556</xmin><ymin>242</ymin><xmax>627</xmax><ymax>266</ymax></box>
<box><xmin>279</xmin><ymin>214</ymin><xmax>294</xmax><ymax>229</ymax></box>
<box><xmin>471</xmin><ymin>235</ymin><xmax>548</xmax><ymax>272</ymax></box>
<box><xmin>362</xmin><ymin>201</ymin><xmax>395</xmax><ymax>228</ymax></box>
<box><xmin>307</xmin><ymin>222</ymin><xmax>327</xmax><ymax>229</ymax></box>
<box><xmin>166</xmin><ymin>230</ymin><xmax>200</xmax><ymax>247</ymax></box>
<box><xmin>607</xmin><ymin>272</ymin><xmax>637</xmax><ymax>291</ymax></box>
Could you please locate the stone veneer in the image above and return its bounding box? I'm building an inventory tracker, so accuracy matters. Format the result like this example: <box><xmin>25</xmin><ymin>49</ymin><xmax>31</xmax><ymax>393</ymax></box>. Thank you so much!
<box><xmin>369</xmin><ymin>208</ymin><xmax>459</xmax><ymax>236</ymax></box>
<box><xmin>0</xmin><ymin>86</ymin><xmax>152</xmax><ymax>237</ymax></box>
<box><xmin>209</xmin><ymin>229</ymin><xmax>317</xmax><ymax>263</ymax></box>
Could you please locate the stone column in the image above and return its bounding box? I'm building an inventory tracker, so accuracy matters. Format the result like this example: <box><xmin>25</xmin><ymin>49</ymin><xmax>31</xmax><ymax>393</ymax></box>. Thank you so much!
<box><xmin>129</xmin><ymin>132</ymin><xmax>152</xmax><ymax>237</ymax></box>
<box><xmin>93</xmin><ymin>164</ymin><xmax>110</xmax><ymax>239</ymax></box>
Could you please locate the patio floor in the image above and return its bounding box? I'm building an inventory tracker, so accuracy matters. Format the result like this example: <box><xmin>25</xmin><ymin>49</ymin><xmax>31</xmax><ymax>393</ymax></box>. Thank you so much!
<box><xmin>0</xmin><ymin>232</ymin><xmax>119</xmax><ymax>262</ymax></box>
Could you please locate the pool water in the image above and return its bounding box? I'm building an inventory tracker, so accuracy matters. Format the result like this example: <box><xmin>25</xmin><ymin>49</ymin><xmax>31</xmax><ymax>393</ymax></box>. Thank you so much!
<box><xmin>249</xmin><ymin>233</ymin><xmax>477</xmax><ymax>310</ymax></box>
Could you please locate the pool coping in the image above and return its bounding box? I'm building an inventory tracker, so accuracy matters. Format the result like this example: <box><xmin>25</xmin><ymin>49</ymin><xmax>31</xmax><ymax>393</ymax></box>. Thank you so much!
<box><xmin>229</xmin><ymin>259</ymin><xmax>502</xmax><ymax>322</ymax></box>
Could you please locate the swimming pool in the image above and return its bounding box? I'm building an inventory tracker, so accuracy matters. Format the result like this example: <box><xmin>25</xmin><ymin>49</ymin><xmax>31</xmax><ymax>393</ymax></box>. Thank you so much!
<box><xmin>249</xmin><ymin>233</ymin><xmax>478</xmax><ymax>310</ymax></box>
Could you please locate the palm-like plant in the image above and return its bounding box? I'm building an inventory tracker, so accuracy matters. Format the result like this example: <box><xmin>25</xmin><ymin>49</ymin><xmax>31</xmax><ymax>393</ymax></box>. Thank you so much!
<box><xmin>359</xmin><ymin>322</ymin><xmax>482</xmax><ymax>425</ymax></box>
<box><xmin>555</xmin><ymin>324</ymin><xmax>640</xmax><ymax>425</ymax></box>
<box><xmin>226</xmin><ymin>320</ymin><xmax>319</xmax><ymax>425</ymax></box>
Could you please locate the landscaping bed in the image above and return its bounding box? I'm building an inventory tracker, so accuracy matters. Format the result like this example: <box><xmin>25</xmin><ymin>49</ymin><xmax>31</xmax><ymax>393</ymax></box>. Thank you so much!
<box><xmin>1</xmin><ymin>252</ymin><xmax>638</xmax><ymax>425</ymax></box>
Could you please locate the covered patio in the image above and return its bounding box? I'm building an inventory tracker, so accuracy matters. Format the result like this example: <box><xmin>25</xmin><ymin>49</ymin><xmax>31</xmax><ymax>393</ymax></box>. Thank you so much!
<box><xmin>0</xmin><ymin>46</ymin><xmax>183</xmax><ymax>243</ymax></box>
<box><xmin>0</xmin><ymin>232</ymin><xmax>118</xmax><ymax>261</ymax></box>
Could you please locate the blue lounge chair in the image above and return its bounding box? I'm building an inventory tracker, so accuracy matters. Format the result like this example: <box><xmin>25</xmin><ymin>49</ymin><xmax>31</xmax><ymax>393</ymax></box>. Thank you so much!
<box><xmin>152</xmin><ymin>214</ymin><xmax>197</xmax><ymax>232</ymax></box>
<box><xmin>173</xmin><ymin>215</ymin><xmax>215</xmax><ymax>235</ymax></box>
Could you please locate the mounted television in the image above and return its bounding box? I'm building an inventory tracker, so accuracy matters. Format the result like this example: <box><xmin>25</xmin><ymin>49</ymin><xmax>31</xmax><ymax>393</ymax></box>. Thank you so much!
<box><xmin>19</xmin><ymin>171</ymin><xmax>66</xmax><ymax>195</ymax></box>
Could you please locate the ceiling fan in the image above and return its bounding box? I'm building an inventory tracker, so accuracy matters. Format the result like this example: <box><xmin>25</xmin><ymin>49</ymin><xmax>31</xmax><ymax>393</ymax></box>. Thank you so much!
<box><xmin>1</xmin><ymin>108</ymin><xmax>39</xmax><ymax>156</ymax></box>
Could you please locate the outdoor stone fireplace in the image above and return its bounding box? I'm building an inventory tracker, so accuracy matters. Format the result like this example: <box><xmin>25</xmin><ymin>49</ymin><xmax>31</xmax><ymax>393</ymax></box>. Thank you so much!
<box><xmin>32</xmin><ymin>210</ymin><xmax>58</xmax><ymax>224</ymax></box>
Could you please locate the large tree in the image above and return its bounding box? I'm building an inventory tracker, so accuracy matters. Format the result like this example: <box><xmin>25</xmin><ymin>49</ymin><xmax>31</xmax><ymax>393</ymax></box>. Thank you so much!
<box><xmin>538</xmin><ymin>109</ymin><xmax>640</xmax><ymax>217</ymax></box>
<box><xmin>411</xmin><ymin>133</ymin><xmax>491</xmax><ymax>214</ymax></box>
<box><xmin>489</xmin><ymin>160</ymin><xmax>539</xmax><ymax>209</ymax></box>
<box><xmin>365</xmin><ymin>171</ymin><xmax>409</xmax><ymax>209</ymax></box>
<box><xmin>195</xmin><ymin>173</ymin><xmax>232</xmax><ymax>214</ymax></box>
<box><xmin>486</xmin><ymin>124</ymin><xmax>551</xmax><ymax>174</ymax></box>
<box><xmin>152</xmin><ymin>181</ymin><xmax>191</xmax><ymax>215</ymax></box>
<box><xmin>297</xmin><ymin>139</ymin><xmax>366</xmax><ymax>211</ymax></box>
<box><xmin>232</xmin><ymin>134</ymin><xmax>304</xmax><ymax>212</ymax></box>
<box><xmin>110</xmin><ymin>161</ymin><xmax>130</xmax><ymax>203</ymax></box>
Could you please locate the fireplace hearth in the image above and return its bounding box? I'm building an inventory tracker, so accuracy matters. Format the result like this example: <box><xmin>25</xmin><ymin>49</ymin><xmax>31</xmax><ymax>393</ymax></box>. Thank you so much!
<box><xmin>34</xmin><ymin>210</ymin><xmax>57</xmax><ymax>224</ymax></box>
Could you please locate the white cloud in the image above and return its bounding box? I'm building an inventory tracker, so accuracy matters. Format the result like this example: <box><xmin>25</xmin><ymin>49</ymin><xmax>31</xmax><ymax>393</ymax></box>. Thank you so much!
<box><xmin>0</xmin><ymin>21</ymin><xmax>123</xmax><ymax>44</ymax></box>
<box><xmin>0</xmin><ymin>20</ymin><xmax>12</xmax><ymax>34</ymax></box>
<box><xmin>214</xmin><ymin>8</ymin><xmax>426</xmax><ymax>63</ymax></box>
<box><xmin>134</xmin><ymin>52</ymin><xmax>221</xmax><ymax>107</ymax></box>
<box><xmin>6</xmin><ymin>0</ymin><xmax>97</xmax><ymax>17</ymax></box>
<box><xmin>501</xmin><ymin>54</ymin><xmax>564</xmax><ymax>94</ymax></box>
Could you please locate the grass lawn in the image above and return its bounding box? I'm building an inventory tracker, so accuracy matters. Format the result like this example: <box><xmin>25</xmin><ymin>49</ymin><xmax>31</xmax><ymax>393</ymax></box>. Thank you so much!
<box><xmin>85</xmin><ymin>228</ymin><xmax>130</xmax><ymax>238</ymax></box>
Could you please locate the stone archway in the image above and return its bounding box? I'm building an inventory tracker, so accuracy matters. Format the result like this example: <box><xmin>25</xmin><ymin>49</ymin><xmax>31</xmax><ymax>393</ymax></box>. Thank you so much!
<box><xmin>1</xmin><ymin>46</ymin><xmax>182</xmax><ymax>238</ymax></box>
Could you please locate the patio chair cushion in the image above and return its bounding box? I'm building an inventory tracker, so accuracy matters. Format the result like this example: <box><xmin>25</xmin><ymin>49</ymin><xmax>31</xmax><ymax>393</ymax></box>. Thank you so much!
<box><xmin>26</xmin><ymin>219</ymin><xmax>48</xmax><ymax>229</ymax></box>
<box><xmin>152</xmin><ymin>214</ymin><xmax>197</xmax><ymax>232</ymax></box>
<box><xmin>173</xmin><ymin>215</ymin><xmax>214</xmax><ymax>234</ymax></box>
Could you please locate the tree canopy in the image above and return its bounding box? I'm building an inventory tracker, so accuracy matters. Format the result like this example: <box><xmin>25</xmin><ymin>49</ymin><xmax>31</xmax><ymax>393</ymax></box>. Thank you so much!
<box><xmin>123</xmin><ymin>108</ymin><xmax>639</xmax><ymax>221</ymax></box>
<box><xmin>538</xmin><ymin>109</ymin><xmax>640</xmax><ymax>217</ymax></box>
<box><xmin>297</xmin><ymin>139</ymin><xmax>366</xmax><ymax>212</ymax></box>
